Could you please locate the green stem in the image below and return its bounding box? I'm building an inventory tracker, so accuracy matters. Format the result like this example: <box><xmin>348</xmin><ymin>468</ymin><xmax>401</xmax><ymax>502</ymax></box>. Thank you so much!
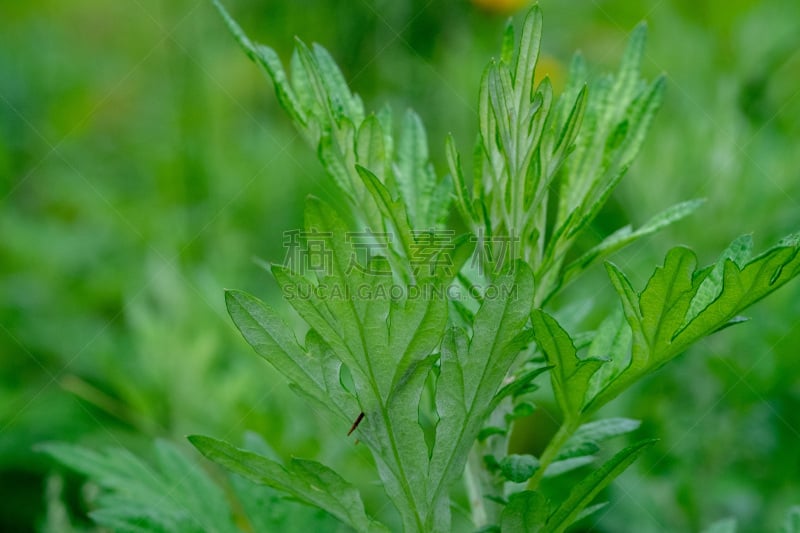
<box><xmin>526</xmin><ymin>420</ymin><xmax>577</xmax><ymax>491</ymax></box>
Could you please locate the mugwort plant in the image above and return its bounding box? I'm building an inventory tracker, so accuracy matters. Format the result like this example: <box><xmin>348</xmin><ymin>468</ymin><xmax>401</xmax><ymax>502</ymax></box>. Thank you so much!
<box><xmin>43</xmin><ymin>2</ymin><xmax>800</xmax><ymax>532</ymax></box>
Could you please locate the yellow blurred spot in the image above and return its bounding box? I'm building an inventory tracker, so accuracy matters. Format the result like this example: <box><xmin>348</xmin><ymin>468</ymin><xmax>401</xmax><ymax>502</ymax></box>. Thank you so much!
<box><xmin>471</xmin><ymin>0</ymin><xmax>532</xmax><ymax>15</ymax></box>
<box><xmin>535</xmin><ymin>55</ymin><xmax>566</xmax><ymax>92</ymax></box>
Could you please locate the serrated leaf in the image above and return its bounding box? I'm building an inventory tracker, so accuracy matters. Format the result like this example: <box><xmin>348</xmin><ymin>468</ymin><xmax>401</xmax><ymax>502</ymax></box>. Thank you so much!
<box><xmin>594</xmin><ymin>233</ymin><xmax>800</xmax><ymax>410</ymax></box>
<box><xmin>682</xmin><ymin>234</ymin><xmax>753</xmax><ymax>327</ymax></box>
<box><xmin>393</xmin><ymin>109</ymin><xmax>440</xmax><ymax>228</ymax></box>
<box><xmin>501</xmin><ymin>491</ymin><xmax>547</xmax><ymax>533</ymax></box>
<box><xmin>545</xmin><ymin>439</ymin><xmax>656</xmax><ymax>532</ymax></box>
<box><xmin>429</xmin><ymin>264</ymin><xmax>534</xmax><ymax>518</ymax></box>
<box><xmin>41</xmin><ymin>440</ymin><xmax>237</xmax><ymax>533</ymax></box>
<box><xmin>357</xmin><ymin>115</ymin><xmax>387</xmax><ymax>182</ymax></box>
<box><xmin>189</xmin><ymin>436</ymin><xmax>388</xmax><ymax>532</ymax></box>
<box><xmin>355</xmin><ymin>165</ymin><xmax>415</xmax><ymax>268</ymax></box>
<box><xmin>225</xmin><ymin>289</ymin><xmax>325</xmax><ymax>403</ymax></box>
<box><xmin>530</xmin><ymin>309</ymin><xmax>605</xmax><ymax>420</ymax></box>
<box><xmin>639</xmin><ymin>246</ymin><xmax>699</xmax><ymax>355</ymax></box>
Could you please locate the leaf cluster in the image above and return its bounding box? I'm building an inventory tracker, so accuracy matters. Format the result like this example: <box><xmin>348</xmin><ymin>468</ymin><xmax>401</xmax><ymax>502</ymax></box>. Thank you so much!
<box><xmin>41</xmin><ymin>2</ymin><xmax>800</xmax><ymax>533</ymax></box>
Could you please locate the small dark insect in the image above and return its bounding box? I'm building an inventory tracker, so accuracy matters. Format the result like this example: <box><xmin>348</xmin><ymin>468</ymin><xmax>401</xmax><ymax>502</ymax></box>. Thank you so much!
<box><xmin>347</xmin><ymin>412</ymin><xmax>365</xmax><ymax>436</ymax></box>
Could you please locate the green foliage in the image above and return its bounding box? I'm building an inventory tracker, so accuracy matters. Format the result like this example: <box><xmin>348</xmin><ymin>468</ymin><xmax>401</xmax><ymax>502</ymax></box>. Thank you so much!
<box><xmin>28</xmin><ymin>1</ymin><xmax>800</xmax><ymax>532</ymax></box>
<box><xmin>212</xmin><ymin>0</ymin><xmax>450</xmax><ymax>238</ymax></box>
<box><xmin>40</xmin><ymin>437</ymin><xmax>342</xmax><ymax>533</ymax></box>
<box><xmin>188</xmin><ymin>2</ymin><xmax>800</xmax><ymax>531</ymax></box>
<box><xmin>590</xmin><ymin>233</ymin><xmax>800</xmax><ymax>410</ymax></box>
<box><xmin>446</xmin><ymin>8</ymin><xmax>702</xmax><ymax>306</ymax></box>
<box><xmin>189</xmin><ymin>436</ymin><xmax>386</xmax><ymax>532</ymax></box>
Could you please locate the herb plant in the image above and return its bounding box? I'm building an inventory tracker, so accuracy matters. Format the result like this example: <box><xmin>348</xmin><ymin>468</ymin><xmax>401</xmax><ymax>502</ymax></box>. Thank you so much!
<box><xmin>43</xmin><ymin>1</ymin><xmax>800</xmax><ymax>532</ymax></box>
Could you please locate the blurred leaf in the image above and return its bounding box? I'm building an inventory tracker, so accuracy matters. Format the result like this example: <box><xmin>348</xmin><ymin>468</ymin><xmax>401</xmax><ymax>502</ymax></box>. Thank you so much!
<box><xmin>562</xmin><ymin>199</ymin><xmax>705</xmax><ymax>287</ymax></box>
<box><xmin>40</xmin><ymin>440</ymin><xmax>237</xmax><ymax>533</ymax></box>
<box><xmin>784</xmin><ymin>506</ymin><xmax>800</xmax><ymax>533</ymax></box>
<box><xmin>501</xmin><ymin>491</ymin><xmax>547</xmax><ymax>533</ymax></box>
<box><xmin>545</xmin><ymin>439</ymin><xmax>657</xmax><ymax>532</ymax></box>
<box><xmin>701</xmin><ymin>517</ymin><xmax>737</xmax><ymax>533</ymax></box>
<box><xmin>189</xmin><ymin>436</ymin><xmax>387</xmax><ymax>532</ymax></box>
<box><xmin>500</xmin><ymin>454</ymin><xmax>539</xmax><ymax>483</ymax></box>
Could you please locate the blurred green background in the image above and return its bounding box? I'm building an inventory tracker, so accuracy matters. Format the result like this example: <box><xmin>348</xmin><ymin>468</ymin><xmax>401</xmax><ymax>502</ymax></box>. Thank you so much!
<box><xmin>1</xmin><ymin>0</ymin><xmax>798</xmax><ymax>531</ymax></box>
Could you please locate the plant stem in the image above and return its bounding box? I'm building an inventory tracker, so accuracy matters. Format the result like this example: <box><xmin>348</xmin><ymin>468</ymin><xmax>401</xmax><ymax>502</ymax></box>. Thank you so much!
<box><xmin>526</xmin><ymin>420</ymin><xmax>577</xmax><ymax>490</ymax></box>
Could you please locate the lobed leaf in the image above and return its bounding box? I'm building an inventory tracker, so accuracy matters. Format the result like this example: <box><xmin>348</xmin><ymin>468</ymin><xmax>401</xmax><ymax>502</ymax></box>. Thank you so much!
<box><xmin>530</xmin><ymin>309</ymin><xmax>605</xmax><ymax>420</ymax></box>
<box><xmin>41</xmin><ymin>440</ymin><xmax>237</xmax><ymax>533</ymax></box>
<box><xmin>591</xmin><ymin>233</ymin><xmax>800</xmax><ymax>411</ymax></box>
<box><xmin>189</xmin><ymin>436</ymin><xmax>388</xmax><ymax>532</ymax></box>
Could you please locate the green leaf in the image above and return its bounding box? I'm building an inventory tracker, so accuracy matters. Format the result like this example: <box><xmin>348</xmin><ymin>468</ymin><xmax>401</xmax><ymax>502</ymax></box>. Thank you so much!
<box><xmin>393</xmin><ymin>109</ymin><xmax>442</xmax><ymax>229</ymax></box>
<box><xmin>311</xmin><ymin>42</ymin><xmax>364</xmax><ymax>122</ymax></box>
<box><xmin>446</xmin><ymin>133</ymin><xmax>477</xmax><ymax>227</ymax></box>
<box><xmin>638</xmin><ymin>246</ymin><xmax>700</xmax><ymax>356</ymax></box>
<box><xmin>573</xmin><ymin>502</ymin><xmax>609</xmax><ymax>524</ymax></box>
<box><xmin>530</xmin><ymin>309</ymin><xmax>605</xmax><ymax>420</ymax></box>
<box><xmin>585</xmin><ymin>308</ymin><xmax>632</xmax><ymax>403</ymax></box>
<box><xmin>513</xmin><ymin>5</ymin><xmax>543</xmax><ymax>111</ymax></box>
<box><xmin>478</xmin><ymin>426</ymin><xmax>508</xmax><ymax>441</ymax></box>
<box><xmin>489</xmin><ymin>63</ymin><xmax>517</xmax><ymax>178</ymax></box>
<box><xmin>40</xmin><ymin>440</ymin><xmax>237</xmax><ymax>533</ymax></box>
<box><xmin>783</xmin><ymin>506</ymin><xmax>800</xmax><ymax>533</ymax></box>
<box><xmin>501</xmin><ymin>491</ymin><xmax>547</xmax><ymax>533</ymax></box>
<box><xmin>555</xmin><ymin>418</ymin><xmax>641</xmax><ymax>474</ymax></box>
<box><xmin>225</xmin><ymin>289</ymin><xmax>325</xmax><ymax>403</ymax></box>
<box><xmin>548</xmin><ymin>85</ymin><xmax>587</xmax><ymax>176</ymax></box>
<box><xmin>212</xmin><ymin>0</ymin><xmax>307</xmax><ymax>128</ymax></box>
<box><xmin>593</xmin><ymin>233</ymin><xmax>800</xmax><ymax>410</ymax></box>
<box><xmin>278</xmin><ymin>195</ymin><xmax>451</xmax><ymax>530</ymax></box>
<box><xmin>500</xmin><ymin>454</ymin><xmax>540</xmax><ymax>483</ymax></box>
<box><xmin>490</xmin><ymin>364</ymin><xmax>551</xmax><ymax>411</ymax></box>
<box><xmin>701</xmin><ymin>518</ymin><xmax>737</xmax><ymax>533</ymax></box>
<box><xmin>682</xmin><ymin>233</ymin><xmax>754</xmax><ymax>327</ymax></box>
<box><xmin>429</xmin><ymin>264</ymin><xmax>535</xmax><ymax>517</ymax></box>
<box><xmin>189</xmin><ymin>436</ymin><xmax>388</xmax><ymax>532</ymax></box>
<box><xmin>545</xmin><ymin>439</ymin><xmax>656</xmax><ymax>532</ymax></box>
<box><xmin>355</xmin><ymin>165</ymin><xmax>415</xmax><ymax>267</ymax></box>
<box><xmin>566</xmin><ymin>418</ymin><xmax>641</xmax><ymax>449</ymax></box>
<box><xmin>562</xmin><ymin>198</ymin><xmax>705</xmax><ymax>287</ymax></box>
<box><xmin>543</xmin><ymin>456</ymin><xmax>596</xmax><ymax>478</ymax></box>
<box><xmin>500</xmin><ymin>19</ymin><xmax>515</xmax><ymax>65</ymax></box>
